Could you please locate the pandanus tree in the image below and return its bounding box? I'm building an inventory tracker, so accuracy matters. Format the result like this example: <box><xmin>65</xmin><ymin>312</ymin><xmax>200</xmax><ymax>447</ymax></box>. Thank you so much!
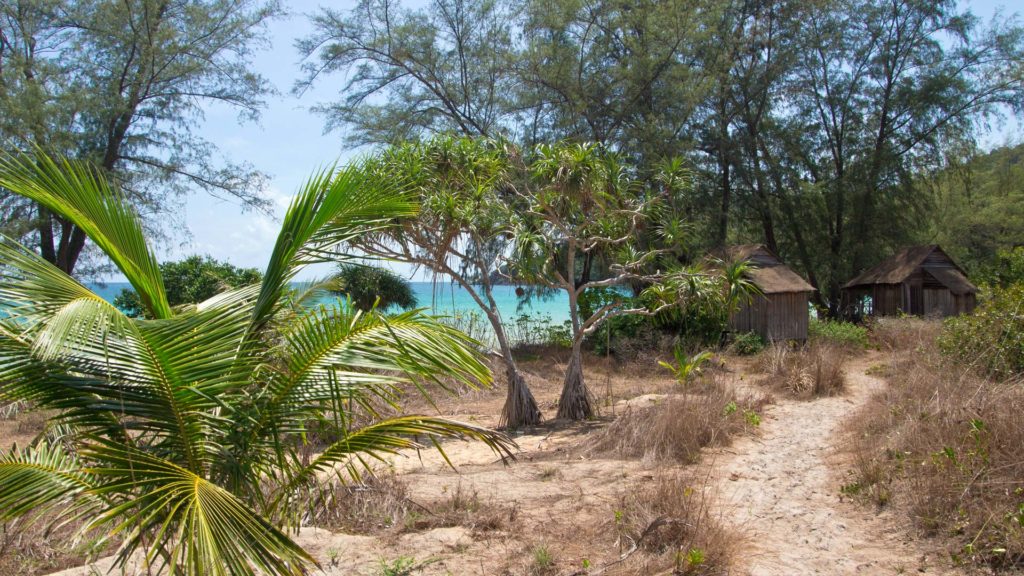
<box><xmin>507</xmin><ymin>143</ymin><xmax>694</xmax><ymax>420</ymax></box>
<box><xmin>353</xmin><ymin>137</ymin><xmax>543</xmax><ymax>429</ymax></box>
<box><xmin>0</xmin><ymin>152</ymin><xmax>514</xmax><ymax>575</ymax></box>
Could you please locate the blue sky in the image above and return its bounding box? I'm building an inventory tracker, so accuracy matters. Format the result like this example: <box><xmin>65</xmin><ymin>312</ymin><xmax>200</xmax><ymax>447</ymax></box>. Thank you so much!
<box><xmin>145</xmin><ymin>0</ymin><xmax>1021</xmax><ymax>282</ymax></box>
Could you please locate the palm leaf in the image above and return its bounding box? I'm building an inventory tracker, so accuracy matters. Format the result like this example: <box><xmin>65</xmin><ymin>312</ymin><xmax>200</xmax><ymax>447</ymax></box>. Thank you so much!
<box><xmin>0</xmin><ymin>442</ymin><xmax>98</xmax><ymax>520</ymax></box>
<box><xmin>273</xmin><ymin>415</ymin><xmax>516</xmax><ymax>515</ymax></box>
<box><xmin>0</xmin><ymin>151</ymin><xmax>170</xmax><ymax>319</ymax></box>
<box><xmin>85</xmin><ymin>441</ymin><xmax>314</xmax><ymax>576</ymax></box>
<box><xmin>246</xmin><ymin>163</ymin><xmax>416</xmax><ymax>342</ymax></box>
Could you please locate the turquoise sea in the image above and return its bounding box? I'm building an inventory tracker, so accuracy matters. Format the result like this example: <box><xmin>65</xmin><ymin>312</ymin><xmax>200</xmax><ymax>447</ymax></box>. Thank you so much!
<box><xmin>88</xmin><ymin>282</ymin><xmax>571</xmax><ymax>343</ymax></box>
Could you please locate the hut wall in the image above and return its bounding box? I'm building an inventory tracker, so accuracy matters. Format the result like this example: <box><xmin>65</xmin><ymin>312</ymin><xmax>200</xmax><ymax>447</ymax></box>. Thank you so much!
<box><xmin>871</xmin><ymin>285</ymin><xmax>902</xmax><ymax>316</ymax></box>
<box><xmin>729</xmin><ymin>292</ymin><xmax>809</xmax><ymax>341</ymax></box>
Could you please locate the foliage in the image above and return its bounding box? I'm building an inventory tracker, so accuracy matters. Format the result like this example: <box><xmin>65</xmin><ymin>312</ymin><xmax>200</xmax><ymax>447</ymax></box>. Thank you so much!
<box><xmin>0</xmin><ymin>151</ymin><xmax>514</xmax><ymax>576</ymax></box>
<box><xmin>354</xmin><ymin>135</ymin><xmax>542</xmax><ymax>428</ymax></box>
<box><xmin>659</xmin><ymin>348</ymin><xmax>714</xmax><ymax>387</ymax></box>
<box><xmin>939</xmin><ymin>283</ymin><xmax>1024</xmax><ymax>378</ymax></box>
<box><xmin>927</xmin><ymin>145</ymin><xmax>1024</xmax><ymax>275</ymax></box>
<box><xmin>731</xmin><ymin>332</ymin><xmax>764</xmax><ymax>356</ymax></box>
<box><xmin>298</xmin><ymin>0</ymin><xmax>1024</xmax><ymax>312</ymax></box>
<box><xmin>975</xmin><ymin>246</ymin><xmax>1024</xmax><ymax>289</ymax></box>
<box><xmin>333</xmin><ymin>264</ymin><xmax>418</xmax><ymax>311</ymax></box>
<box><xmin>508</xmin><ymin>141</ymin><xmax>699</xmax><ymax>420</ymax></box>
<box><xmin>809</xmin><ymin>318</ymin><xmax>868</xmax><ymax>349</ymax></box>
<box><xmin>0</xmin><ymin>0</ymin><xmax>279</xmax><ymax>275</ymax></box>
<box><xmin>113</xmin><ymin>255</ymin><xmax>263</xmax><ymax>317</ymax></box>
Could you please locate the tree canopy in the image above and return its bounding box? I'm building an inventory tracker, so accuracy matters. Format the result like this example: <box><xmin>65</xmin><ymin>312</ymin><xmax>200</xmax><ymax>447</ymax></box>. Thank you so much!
<box><xmin>299</xmin><ymin>0</ymin><xmax>1024</xmax><ymax>312</ymax></box>
<box><xmin>113</xmin><ymin>255</ymin><xmax>263</xmax><ymax>317</ymax></box>
<box><xmin>0</xmin><ymin>0</ymin><xmax>279</xmax><ymax>276</ymax></box>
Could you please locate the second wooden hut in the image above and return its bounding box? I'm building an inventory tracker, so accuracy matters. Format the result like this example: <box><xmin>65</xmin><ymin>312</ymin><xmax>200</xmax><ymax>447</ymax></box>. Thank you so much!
<box><xmin>841</xmin><ymin>245</ymin><xmax>977</xmax><ymax>318</ymax></box>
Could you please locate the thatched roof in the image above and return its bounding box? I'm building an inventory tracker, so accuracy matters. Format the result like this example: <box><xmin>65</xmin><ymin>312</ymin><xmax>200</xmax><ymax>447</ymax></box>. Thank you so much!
<box><xmin>843</xmin><ymin>245</ymin><xmax>978</xmax><ymax>294</ymax></box>
<box><xmin>714</xmin><ymin>244</ymin><xmax>815</xmax><ymax>294</ymax></box>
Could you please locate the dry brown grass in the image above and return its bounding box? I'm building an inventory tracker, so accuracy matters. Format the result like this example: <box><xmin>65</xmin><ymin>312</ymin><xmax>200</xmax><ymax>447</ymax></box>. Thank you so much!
<box><xmin>587</xmin><ymin>375</ymin><xmax>765</xmax><ymax>464</ymax></box>
<box><xmin>0</xmin><ymin>514</ymin><xmax>109</xmax><ymax>575</ymax></box>
<box><xmin>610</xmin><ymin>471</ymin><xmax>738</xmax><ymax>575</ymax></box>
<box><xmin>847</xmin><ymin>318</ymin><xmax>1024</xmax><ymax>570</ymax></box>
<box><xmin>310</xmin><ymin>473</ymin><xmax>512</xmax><ymax>537</ymax></box>
<box><xmin>868</xmin><ymin>316</ymin><xmax>942</xmax><ymax>352</ymax></box>
<box><xmin>757</xmin><ymin>342</ymin><xmax>847</xmax><ymax>398</ymax></box>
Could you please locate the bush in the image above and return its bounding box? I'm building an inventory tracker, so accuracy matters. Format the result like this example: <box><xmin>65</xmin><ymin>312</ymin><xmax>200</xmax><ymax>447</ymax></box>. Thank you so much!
<box><xmin>731</xmin><ymin>331</ymin><xmax>764</xmax><ymax>355</ymax></box>
<box><xmin>758</xmin><ymin>342</ymin><xmax>846</xmax><ymax>398</ymax></box>
<box><xmin>939</xmin><ymin>283</ymin><xmax>1024</xmax><ymax>378</ymax></box>
<box><xmin>333</xmin><ymin>264</ymin><xmax>417</xmax><ymax>311</ymax></box>
<box><xmin>588</xmin><ymin>375</ymin><xmax>764</xmax><ymax>464</ymax></box>
<box><xmin>613</xmin><ymin>472</ymin><xmax>737</xmax><ymax>575</ymax></box>
<box><xmin>113</xmin><ymin>255</ymin><xmax>262</xmax><ymax>317</ymax></box>
<box><xmin>847</xmin><ymin>322</ymin><xmax>1024</xmax><ymax>568</ymax></box>
<box><xmin>809</xmin><ymin>318</ymin><xmax>868</xmax><ymax>348</ymax></box>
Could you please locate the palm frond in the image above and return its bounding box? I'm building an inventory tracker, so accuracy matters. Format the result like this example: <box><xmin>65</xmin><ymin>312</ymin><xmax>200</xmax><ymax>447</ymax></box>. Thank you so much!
<box><xmin>0</xmin><ymin>151</ymin><xmax>170</xmax><ymax>319</ymax></box>
<box><xmin>273</xmin><ymin>415</ymin><xmax>516</xmax><ymax>513</ymax></box>
<box><xmin>0</xmin><ymin>442</ymin><xmax>97</xmax><ymax>520</ymax></box>
<box><xmin>247</xmin><ymin>163</ymin><xmax>416</xmax><ymax>342</ymax></box>
<box><xmin>271</xmin><ymin>305</ymin><xmax>491</xmax><ymax>421</ymax></box>
<box><xmin>85</xmin><ymin>441</ymin><xmax>314</xmax><ymax>576</ymax></box>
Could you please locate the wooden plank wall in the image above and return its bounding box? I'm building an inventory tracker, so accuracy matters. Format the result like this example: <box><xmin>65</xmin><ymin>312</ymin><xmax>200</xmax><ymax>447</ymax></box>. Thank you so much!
<box><xmin>729</xmin><ymin>292</ymin><xmax>809</xmax><ymax>341</ymax></box>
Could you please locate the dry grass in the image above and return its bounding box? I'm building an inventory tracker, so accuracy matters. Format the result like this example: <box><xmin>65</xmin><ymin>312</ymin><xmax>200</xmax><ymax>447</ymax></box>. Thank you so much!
<box><xmin>310</xmin><ymin>473</ymin><xmax>512</xmax><ymax>537</ymax></box>
<box><xmin>0</xmin><ymin>514</ymin><xmax>109</xmax><ymax>576</ymax></box>
<box><xmin>587</xmin><ymin>374</ymin><xmax>765</xmax><ymax>464</ymax></box>
<box><xmin>847</xmin><ymin>318</ymin><xmax>1024</xmax><ymax>569</ymax></box>
<box><xmin>757</xmin><ymin>342</ymin><xmax>847</xmax><ymax>398</ymax></box>
<box><xmin>610</xmin><ymin>471</ymin><xmax>738</xmax><ymax>575</ymax></box>
<box><xmin>868</xmin><ymin>316</ymin><xmax>942</xmax><ymax>352</ymax></box>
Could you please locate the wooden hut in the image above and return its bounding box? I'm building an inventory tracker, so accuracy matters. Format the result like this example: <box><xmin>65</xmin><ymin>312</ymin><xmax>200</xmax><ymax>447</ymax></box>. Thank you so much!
<box><xmin>841</xmin><ymin>245</ymin><xmax>977</xmax><ymax>318</ymax></box>
<box><xmin>719</xmin><ymin>245</ymin><xmax>815</xmax><ymax>341</ymax></box>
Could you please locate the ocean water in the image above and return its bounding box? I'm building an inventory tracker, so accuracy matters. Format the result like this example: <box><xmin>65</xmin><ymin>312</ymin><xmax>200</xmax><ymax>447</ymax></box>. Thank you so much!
<box><xmin>88</xmin><ymin>281</ymin><xmax>571</xmax><ymax>340</ymax></box>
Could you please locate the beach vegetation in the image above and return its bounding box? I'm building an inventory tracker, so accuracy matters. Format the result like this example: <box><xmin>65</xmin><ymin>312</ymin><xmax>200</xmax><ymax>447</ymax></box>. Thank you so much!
<box><xmin>0</xmin><ymin>151</ymin><xmax>514</xmax><ymax>576</ymax></box>
<box><xmin>112</xmin><ymin>255</ymin><xmax>262</xmax><ymax>317</ymax></box>
<box><xmin>332</xmin><ymin>264</ymin><xmax>418</xmax><ymax>312</ymax></box>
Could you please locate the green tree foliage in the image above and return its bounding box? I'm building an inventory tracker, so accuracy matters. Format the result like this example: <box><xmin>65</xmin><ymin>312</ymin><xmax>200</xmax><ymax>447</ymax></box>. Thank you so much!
<box><xmin>939</xmin><ymin>283</ymin><xmax>1024</xmax><ymax>379</ymax></box>
<box><xmin>507</xmin><ymin>142</ymin><xmax>721</xmax><ymax>420</ymax></box>
<box><xmin>353</xmin><ymin>136</ymin><xmax>543</xmax><ymax>429</ymax></box>
<box><xmin>296</xmin><ymin>0</ymin><xmax>518</xmax><ymax>144</ymax></box>
<box><xmin>300</xmin><ymin>0</ymin><xmax>1024</xmax><ymax>311</ymax></box>
<box><xmin>926</xmin><ymin>144</ymin><xmax>1024</xmax><ymax>275</ymax></box>
<box><xmin>113</xmin><ymin>255</ymin><xmax>263</xmax><ymax>317</ymax></box>
<box><xmin>0</xmin><ymin>151</ymin><xmax>514</xmax><ymax>575</ymax></box>
<box><xmin>333</xmin><ymin>264</ymin><xmax>418</xmax><ymax>311</ymax></box>
<box><xmin>0</xmin><ymin>0</ymin><xmax>279</xmax><ymax>276</ymax></box>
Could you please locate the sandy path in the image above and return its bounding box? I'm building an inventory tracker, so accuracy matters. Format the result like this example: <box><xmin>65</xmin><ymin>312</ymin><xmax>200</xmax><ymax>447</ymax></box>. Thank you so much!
<box><xmin>706</xmin><ymin>352</ymin><xmax>955</xmax><ymax>575</ymax></box>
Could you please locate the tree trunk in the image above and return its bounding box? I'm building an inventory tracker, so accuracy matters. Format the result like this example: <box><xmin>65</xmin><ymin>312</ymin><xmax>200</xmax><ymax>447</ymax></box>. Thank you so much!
<box><xmin>556</xmin><ymin>345</ymin><xmax>593</xmax><ymax>420</ymax></box>
<box><xmin>481</xmin><ymin>295</ymin><xmax>541</xmax><ymax>429</ymax></box>
<box><xmin>500</xmin><ymin>361</ymin><xmax>541</xmax><ymax>429</ymax></box>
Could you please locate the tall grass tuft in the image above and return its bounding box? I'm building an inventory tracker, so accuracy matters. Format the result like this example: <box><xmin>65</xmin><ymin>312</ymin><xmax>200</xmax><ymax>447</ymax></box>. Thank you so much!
<box><xmin>613</xmin><ymin>472</ymin><xmax>738</xmax><ymax>575</ymax></box>
<box><xmin>847</xmin><ymin>319</ymin><xmax>1024</xmax><ymax>569</ymax></box>
<box><xmin>588</xmin><ymin>375</ymin><xmax>764</xmax><ymax>464</ymax></box>
<box><xmin>758</xmin><ymin>342</ymin><xmax>846</xmax><ymax>398</ymax></box>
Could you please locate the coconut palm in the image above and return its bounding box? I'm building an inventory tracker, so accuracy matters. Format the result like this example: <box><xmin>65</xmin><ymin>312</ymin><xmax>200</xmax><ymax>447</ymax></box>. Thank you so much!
<box><xmin>0</xmin><ymin>152</ymin><xmax>515</xmax><ymax>576</ymax></box>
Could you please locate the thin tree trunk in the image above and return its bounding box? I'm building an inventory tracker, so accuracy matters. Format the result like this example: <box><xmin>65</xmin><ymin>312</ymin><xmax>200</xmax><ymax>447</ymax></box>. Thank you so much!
<box><xmin>556</xmin><ymin>343</ymin><xmax>593</xmax><ymax>420</ymax></box>
<box><xmin>489</xmin><ymin>309</ymin><xmax>541</xmax><ymax>428</ymax></box>
<box><xmin>557</xmin><ymin>265</ymin><xmax>594</xmax><ymax>420</ymax></box>
<box><xmin>474</xmin><ymin>278</ymin><xmax>541</xmax><ymax>429</ymax></box>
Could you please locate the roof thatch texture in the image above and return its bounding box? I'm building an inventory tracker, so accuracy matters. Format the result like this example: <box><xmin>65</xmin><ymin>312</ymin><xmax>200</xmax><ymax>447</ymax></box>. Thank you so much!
<box><xmin>714</xmin><ymin>244</ymin><xmax>815</xmax><ymax>294</ymax></box>
<box><xmin>843</xmin><ymin>245</ymin><xmax>977</xmax><ymax>294</ymax></box>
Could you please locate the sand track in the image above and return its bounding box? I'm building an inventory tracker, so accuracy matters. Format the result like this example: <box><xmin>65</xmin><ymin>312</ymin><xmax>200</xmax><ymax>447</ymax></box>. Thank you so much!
<box><xmin>706</xmin><ymin>352</ymin><xmax>956</xmax><ymax>575</ymax></box>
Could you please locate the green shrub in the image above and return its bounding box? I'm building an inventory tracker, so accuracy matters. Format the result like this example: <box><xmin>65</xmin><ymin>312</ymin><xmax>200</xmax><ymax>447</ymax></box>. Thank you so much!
<box><xmin>939</xmin><ymin>283</ymin><xmax>1024</xmax><ymax>378</ymax></box>
<box><xmin>731</xmin><ymin>331</ymin><xmax>764</xmax><ymax>355</ymax></box>
<box><xmin>809</xmin><ymin>318</ymin><xmax>868</xmax><ymax>348</ymax></box>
